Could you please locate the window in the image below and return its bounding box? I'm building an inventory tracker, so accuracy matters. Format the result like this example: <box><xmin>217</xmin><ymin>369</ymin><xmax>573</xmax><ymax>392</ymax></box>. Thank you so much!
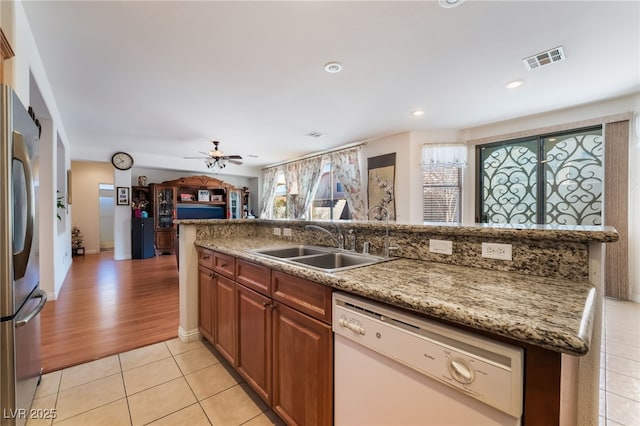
<box><xmin>477</xmin><ymin>126</ymin><xmax>603</xmax><ymax>225</ymax></box>
<box><xmin>423</xmin><ymin>167</ymin><xmax>462</xmax><ymax>222</ymax></box>
<box><xmin>272</xmin><ymin>171</ymin><xmax>288</xmax><ymax>219</ymax></box>
<box><xmin>309</xmin><ymin>162</ymin><xmax>352</xmax><ymax>220</ymax></box>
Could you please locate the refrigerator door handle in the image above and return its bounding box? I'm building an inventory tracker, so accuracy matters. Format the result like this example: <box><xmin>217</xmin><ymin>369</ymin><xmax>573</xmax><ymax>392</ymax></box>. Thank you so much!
<box><xmin>12</xmin><ymin>130</ymin><xmax>35</xmax><ymax>280</ymax></box>
<box><xmin>15</xmin><ymin>289</ymin><xmax>47</xmax><ymax>327</ymax></box>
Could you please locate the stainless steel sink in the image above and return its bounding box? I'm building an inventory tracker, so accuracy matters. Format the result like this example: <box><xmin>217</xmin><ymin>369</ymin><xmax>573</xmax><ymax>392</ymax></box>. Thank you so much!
<box><xmin>291</xmin><ymin>252</ymin><xmax>380</xmax><ymax>269</ymax></box>
<box><xmin>252</xmin><ymin>245</ymin><xmax>329</xmax><ymax>258</ymax></box>
<box><xmin>250</xmin><ymin>245</ymin><xmax>390</xmax><ymax>272</ymax></box>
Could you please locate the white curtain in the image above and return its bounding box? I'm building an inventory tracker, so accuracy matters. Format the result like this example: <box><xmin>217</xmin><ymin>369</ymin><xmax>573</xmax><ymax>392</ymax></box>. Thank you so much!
<box><xmin>422</xmin><ymin>143</ymin><xmax>468</xmax><ymax>168</ymax></box>
<box><xmin>260</xmin><ymin>166</ymin><xmax>279</xmax><ymax>218</ymax></box>
<box><xmin>331</xmin><ymin>146</ymin><xmax>366</xmax><ymax>220</ymax></box>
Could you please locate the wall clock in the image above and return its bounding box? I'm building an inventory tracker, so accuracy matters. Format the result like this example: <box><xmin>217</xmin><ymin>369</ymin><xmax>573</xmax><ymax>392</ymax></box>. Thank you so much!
<box><xmin>111</xmin><ymin>151</ymin><xmax>134</xmax><ymax>170</ymax></box>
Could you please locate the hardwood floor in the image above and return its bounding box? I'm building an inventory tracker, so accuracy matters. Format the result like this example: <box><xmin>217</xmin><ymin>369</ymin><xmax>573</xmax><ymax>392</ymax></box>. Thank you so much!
<box><xmin>40</xmin><ymin>251</ymin><xmax>179</xmax><ymax>373</ymax></box>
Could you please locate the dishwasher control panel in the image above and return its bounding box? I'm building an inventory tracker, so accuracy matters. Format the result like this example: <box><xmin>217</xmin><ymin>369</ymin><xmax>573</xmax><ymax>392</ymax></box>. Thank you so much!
<box><xmin>333</xmin><ymin>292</ymin><xmax>524</xmax><ymax>418</ymax></box>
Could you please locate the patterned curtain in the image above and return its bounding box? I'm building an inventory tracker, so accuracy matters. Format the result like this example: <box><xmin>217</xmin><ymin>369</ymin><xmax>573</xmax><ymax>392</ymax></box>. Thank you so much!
<box><xmin>285</xmin><ymin>163</ymin><xmax>298</xmax><ymax>219</ymax></box>
<box><xmin>331</xmin><ymin>147</ymin><xmax>366</xmax><ymax>220</ymax></box>
<box><xmin>293</xmin><ymin>157</ymin><xmax>323</xmax><ymax>219</ymax></box>
<box><xmin>260</xmin><ymin>166</ymin><xmax>279</xmax><ymax>218</ymax></box>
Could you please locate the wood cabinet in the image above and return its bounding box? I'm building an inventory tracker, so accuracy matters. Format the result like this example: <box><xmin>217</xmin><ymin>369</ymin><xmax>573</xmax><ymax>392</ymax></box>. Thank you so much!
<box><xmin>197</xmin><ymin>248</ymin><xmax>333</xmax><ymax>425</ymax></box>
<box><xmin>237</xmin><ymin>284</ymin><xmax>272</xmax><ymax>403</ymax></box>
<box><xmin>272</xmin><ymin>302</ymin><xmax>333</xmax><ymax>426</ymax></box>
<box><xmin>214</xmin><ymin>274</ymin><xmax>237</xmax><ymax>364</ymax></box>
<box><xmin>152</xmin><ymin>175</ymin><xmax>243</xmax><ymax>255</ymax></box>
<box><xmin>151</xmin><ymin>183</ymin><xmax>176</xmax><ymax>255</ymax></box>
<box><xmin>198</xmin><ymin>264</ymin><xmax>214</xmax><ymax>342</ymax></box>
<box><xmin>197</xmin><ymin>248</ymin><xmax>237</xmax><ymax>365</ymax></box>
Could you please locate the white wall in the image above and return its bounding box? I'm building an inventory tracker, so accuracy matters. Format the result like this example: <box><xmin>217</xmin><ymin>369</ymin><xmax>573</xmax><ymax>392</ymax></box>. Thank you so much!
<box><xmin>131</xmin><ymin>166</ymin><xmax>254</xmax><ymax>189</ymax></box>
<box><xmin>2</xmin><ymin>1</ymin><xmax>74</xmax><ymax>299</ymax></box>
<box><xmin>361</xmin><ymin>133</ymin><xmax>412</xmax><ymax>222</ymax></box>
<box><xmin>113</xmin><ymin>169</ymin><xmax>132</xmax><ymax>260</ymax></box>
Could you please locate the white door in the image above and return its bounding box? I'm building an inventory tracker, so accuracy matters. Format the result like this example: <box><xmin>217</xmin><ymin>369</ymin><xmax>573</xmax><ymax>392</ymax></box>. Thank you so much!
<box><xmin>98</xmin><ymin>185</ymin><xmax>115</xmax><ymax>250</ymax></box>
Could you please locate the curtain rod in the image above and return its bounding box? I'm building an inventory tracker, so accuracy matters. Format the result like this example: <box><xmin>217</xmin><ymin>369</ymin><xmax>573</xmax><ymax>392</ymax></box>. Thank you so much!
<box><xmin>262</xmin><ymin>141</ymin><xmax>367</xmax><ymax>170</ymax></box>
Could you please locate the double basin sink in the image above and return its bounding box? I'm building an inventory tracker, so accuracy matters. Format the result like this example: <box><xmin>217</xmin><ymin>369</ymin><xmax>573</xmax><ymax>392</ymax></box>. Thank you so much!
<box><xmin>250</xmin><ymin>245</ymin><xmax>390</xmax><ymax>273</ymax></box>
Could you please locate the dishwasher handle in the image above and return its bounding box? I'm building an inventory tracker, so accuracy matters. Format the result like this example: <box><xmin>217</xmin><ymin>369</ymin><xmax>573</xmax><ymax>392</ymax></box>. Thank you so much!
<box><xmin>16</xmin><ymin>289</ymin><xmax>47</xmax><ymax>327</ymax></box>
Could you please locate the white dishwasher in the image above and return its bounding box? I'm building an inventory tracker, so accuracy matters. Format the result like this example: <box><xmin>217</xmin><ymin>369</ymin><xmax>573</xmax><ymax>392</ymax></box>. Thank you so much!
<box><xmin>333</xmin><ymin>292</ymin><xmax>524</xmax><ymax>426</ymax></box>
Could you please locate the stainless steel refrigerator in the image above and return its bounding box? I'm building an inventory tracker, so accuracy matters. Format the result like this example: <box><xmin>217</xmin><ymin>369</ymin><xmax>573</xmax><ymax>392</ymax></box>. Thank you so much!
<box><xmin>0</xmin><ymin>85</ymin><xmax>47</xmax><ymax>426</ymax></box>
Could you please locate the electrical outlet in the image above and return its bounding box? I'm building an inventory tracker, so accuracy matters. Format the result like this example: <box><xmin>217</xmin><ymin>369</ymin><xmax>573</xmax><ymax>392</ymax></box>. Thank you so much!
<box><xmin>273</xmin><ymin>227</ymin><xmax>281</xmax><ymax>236</ymax></box>
<box><xmin>429</xmin><ymin>239</ymin><xmax>453</xmax><ymax>255</ymax></box>
<box><xmin>283</xmin><ymin>228</ymin><xmax>292</xmax><ymax>237</ymax></box>
<box><xmin>481</xmin><ymin>242</ymin><xmax>512</xmax><ymax>261</ymax></box>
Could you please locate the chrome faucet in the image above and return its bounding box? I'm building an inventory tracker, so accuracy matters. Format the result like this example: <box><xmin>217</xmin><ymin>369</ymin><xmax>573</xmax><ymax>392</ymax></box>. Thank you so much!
<box><xmin>367</xmin><ymin>206</ymin><xmax>397</xmax><ymax>258</ymax></box>
<box><xmin>304</xmin><ymin>224</ymin><xmax>344</xmax><ymax>249</ymax></box>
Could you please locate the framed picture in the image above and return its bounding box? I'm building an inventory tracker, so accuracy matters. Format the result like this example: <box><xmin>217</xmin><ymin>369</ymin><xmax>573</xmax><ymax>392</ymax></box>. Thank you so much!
<box><xmin>211</xmin><ymin>194</ymin><xmax>223</xmax><ymax>201</ymax></box>
<box><xmin>367</xmin><ymin>153</ymin><xmax>396</xmax><ymax>220</ymax></box>
<box><xmin>198</xmin><ymin>190</ymin><xmax>210</xmax><ymax>202</ymax></box>
<box><xmin>116</xmin><ymin>187</ymin><xmax>130</xmax><ymax>206</ymax></box>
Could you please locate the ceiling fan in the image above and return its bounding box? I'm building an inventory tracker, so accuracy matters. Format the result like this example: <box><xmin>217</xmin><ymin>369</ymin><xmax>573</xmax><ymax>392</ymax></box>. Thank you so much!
<box><xmin>185</xmin><ymin>141</ymin><xmax>243</xmax><ymax>170</ymax></box>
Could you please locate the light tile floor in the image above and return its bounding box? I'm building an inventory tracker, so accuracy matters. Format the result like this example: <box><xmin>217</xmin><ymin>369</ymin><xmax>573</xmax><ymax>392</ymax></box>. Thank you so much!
<box><xmin>26</xmin><ymin>298</ymin><xmax>640</xmax><ymax>426</ymax></box>
<box><xmin>600</xmin><ymin>298</ymin><xmax>640</xmax><ymax>426</ymax></box>
<box><xmin>28</xmin><ymin>338</ymin><xmax>284</xmax><ymax>426</ymax></box>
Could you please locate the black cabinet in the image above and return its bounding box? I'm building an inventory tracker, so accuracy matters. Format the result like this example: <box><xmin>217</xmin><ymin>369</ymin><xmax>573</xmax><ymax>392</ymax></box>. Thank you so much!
<box><xmin>132</xmin><ymin>217</ymin><xmax>154</xmax><ymax>259</ymax></box>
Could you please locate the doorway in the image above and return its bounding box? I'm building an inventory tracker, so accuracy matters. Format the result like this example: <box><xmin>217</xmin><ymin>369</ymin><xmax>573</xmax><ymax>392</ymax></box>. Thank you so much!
<box><xmin>99</xmin><ymin>183</ymin><xmax>115</xmax><ymax>251</ymax></box>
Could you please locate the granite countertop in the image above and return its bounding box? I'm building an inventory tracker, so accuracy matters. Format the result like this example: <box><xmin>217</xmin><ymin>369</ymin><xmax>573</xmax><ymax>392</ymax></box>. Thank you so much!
<box><xmin>196</xmin><ymin>237</ymin><xmax>596</xmax><ymax>356</ymax></box>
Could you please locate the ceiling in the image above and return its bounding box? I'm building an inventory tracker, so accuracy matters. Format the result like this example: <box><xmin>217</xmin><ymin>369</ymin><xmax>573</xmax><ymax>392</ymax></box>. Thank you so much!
<box><xmin>21</xmin><ymin>0</ymin><xmax>640</xmax><ymax>177</ymax></box>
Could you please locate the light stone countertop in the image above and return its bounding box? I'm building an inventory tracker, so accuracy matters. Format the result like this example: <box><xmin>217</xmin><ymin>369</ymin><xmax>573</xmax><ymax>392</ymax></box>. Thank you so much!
<box><xmin>196</xmin><ymin>237</ymin><xmax>596</xmax><ymax>356</ymax></box>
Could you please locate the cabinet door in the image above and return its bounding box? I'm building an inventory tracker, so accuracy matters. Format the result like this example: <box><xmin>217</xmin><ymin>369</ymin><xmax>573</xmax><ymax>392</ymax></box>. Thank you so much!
<box><xmin>154</xmin><ymin>185</ymin><xmax>175</xmax><ymax>230</ymax></box>
<box><xmin>198</xmin><ymin>266</ymin><xmax>215</xmax><ymax>343</ymax></box>
<box><xmin>155</xmin><ymin>230</ymin><xmax>175</xmax><ymax>254</ymax></box>
<box><xmin>214</xmin><ymin>274</ymin><xmax>237</xmax><ymax>365</ymax></box>
<box><xmin>272</xmin><ymin>303</ymin><xmax>333</xmax><ymax>426</ymax></box>
<box><xmin>236</xmin><ymin>284</ymin><xmax>272</xmax><ymax>404</ymax></box>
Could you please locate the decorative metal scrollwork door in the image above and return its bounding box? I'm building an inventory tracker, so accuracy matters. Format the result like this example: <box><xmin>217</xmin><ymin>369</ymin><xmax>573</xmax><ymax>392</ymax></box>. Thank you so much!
<box><xmin>478</xmin><ymin>127</ymin><xmax>603</xmax><ymax>225</ymax></box>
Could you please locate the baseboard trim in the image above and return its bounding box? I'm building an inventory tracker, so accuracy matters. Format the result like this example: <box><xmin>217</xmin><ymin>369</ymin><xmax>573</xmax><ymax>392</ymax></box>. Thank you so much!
<box><xmin>178</xmin><ymin>327</ymin><xmax>200</xmax><ymax>343</ymax></box>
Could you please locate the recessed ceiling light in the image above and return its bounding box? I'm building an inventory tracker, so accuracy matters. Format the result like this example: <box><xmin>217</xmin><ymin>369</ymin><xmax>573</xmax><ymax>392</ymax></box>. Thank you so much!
<box><xmin>305</xmin><ymin>131</ymin><xmax>325</xmax><ymax>138</ymax></box>
<box><xmin>412</xmin><ymin>110</ymin><xmax>425</xmax><ymax>117</ymax></box>
<box><xmin>324</xmin><ymin>62</ymin><xmax>342</xmax><ymax>73</ymax></box>
<box><xmin>506</xmin><ymin>80</ymin><xmax>524</xmax><ymax>89</ymax></box>
<box><xmin>439</xmin><ymin>0</ymin><xmax>465</xmax><ymax>8</ymax></box>
<box><xmin>247</xmin><ymin>154</ymin><xmax>259</xmax><ymax>158</ymax></box>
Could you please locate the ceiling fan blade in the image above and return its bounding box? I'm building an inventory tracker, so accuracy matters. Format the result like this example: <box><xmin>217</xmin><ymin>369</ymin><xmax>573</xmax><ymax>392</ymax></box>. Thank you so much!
<box><xmin>228</xmin><ymin>159</ymin><xmax>243</xmax><ymax>165</ymax></box>
<box><xmin>225</xmin><ymin>155</ymin><xmax>243</xmax><ymax>160</ymax></box>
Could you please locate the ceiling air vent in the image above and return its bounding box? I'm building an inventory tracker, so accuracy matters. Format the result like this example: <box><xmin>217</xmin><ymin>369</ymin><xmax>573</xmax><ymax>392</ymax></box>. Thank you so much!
<box><xmin>305</xmin><ymin>131</ymin><xmax>325</xmax><ymax>138</ymax></box>
<box><xmin>523</xmin><ymin>46</ymin><xmax>565</xmax><ymax>71</ymax></box>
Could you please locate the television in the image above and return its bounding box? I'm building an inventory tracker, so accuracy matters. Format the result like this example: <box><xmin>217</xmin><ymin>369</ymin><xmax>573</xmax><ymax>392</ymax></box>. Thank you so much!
<box><xmin>176</xmin><ymin>204</ymin><xmax>225</xmax><ymax>220</ymax></box>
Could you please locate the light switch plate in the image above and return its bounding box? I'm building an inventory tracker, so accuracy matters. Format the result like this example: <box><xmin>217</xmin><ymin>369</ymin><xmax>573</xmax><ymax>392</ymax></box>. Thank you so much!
<box><xmin>283</xmin><ymin>228</ymin><xmax>292</xmax><ymax>237</ymax></box>
<box><xmin>429</xmin><ymin>239</ymin><xmax>453</xmax><ymax>255</ymax></box>
<box><xmin>481</xmin><ymin>242</ymin><xmax>512</xmax><ymax>260</ymax></box>
<box><xmin>273</xmin><ymin>227</ymin><xmax>281</xmax><ymax>236</ymax></box>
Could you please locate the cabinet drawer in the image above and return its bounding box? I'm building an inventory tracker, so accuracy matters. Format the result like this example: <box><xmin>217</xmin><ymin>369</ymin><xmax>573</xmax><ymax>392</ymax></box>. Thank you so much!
<box><xmin>197</xmin><ymin>248</ymin><xmax>215</xmax><ymax>269</ymax></box>
<box><xmin>236</xmin><ymin>260</ymin><xmax>271</xmax><ymax>295</ymax></box>
<box><xmin>213</xmin><ymin>251</ymin><xmax>236</xmax><ymax>279</ymax></box>
<box><xmin>272</xmin><ymin>271</ymin><xmax>332</xmax><ymax>324</ymax></box>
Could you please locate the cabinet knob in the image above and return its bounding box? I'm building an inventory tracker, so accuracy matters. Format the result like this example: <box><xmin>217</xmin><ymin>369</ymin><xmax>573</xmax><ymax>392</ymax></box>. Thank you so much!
<box><xmin>262</xmin><ymin>302</ymin><xmax>271</xmax><ymax>308</ymax></box>
<box><xmin>202</xmin><ymin>255</ymin><xmax>210</xmax><ymax>260</ymax></box>
<box><xmin>221</xmin><ymin>263</ymin><xmax>228</xmax><ymax>268</ymax></box>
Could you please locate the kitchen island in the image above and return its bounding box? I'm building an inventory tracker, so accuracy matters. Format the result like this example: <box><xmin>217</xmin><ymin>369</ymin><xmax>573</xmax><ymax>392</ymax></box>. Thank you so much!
<box><xmin>177</xmin><ymin>219</ymin><xmax>618</xmax><ymax>425</ymax></box>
